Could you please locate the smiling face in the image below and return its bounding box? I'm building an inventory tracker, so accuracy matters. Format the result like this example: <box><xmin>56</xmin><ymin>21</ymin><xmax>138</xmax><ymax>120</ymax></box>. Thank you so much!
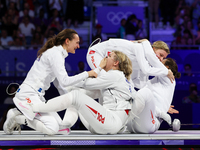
<box><xmin>66</xmin><ymin>34</ymin><xmax>80</xmax><ymax>54</ymax></box>
<box><xmin>154</xmin><ymin>48</ymin><xmax>168</xmax><ymax>62</ymax></box>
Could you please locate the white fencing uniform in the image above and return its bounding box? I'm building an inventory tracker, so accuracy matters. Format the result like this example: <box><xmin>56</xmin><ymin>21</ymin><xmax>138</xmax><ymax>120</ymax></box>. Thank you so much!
<box><xmin>126</xmin><ymin>74</ymin><xmax>176</xmax><ymax>134</ymax></box>
<box><xmin>13</xmin><ymin>45</ymin><xmax>89</xmax><ymax>134</ymax></box>
<box><xmin>32</xmin><ymin>70</ymin><xmax>136</xmax><ymax>134</ymax></box>
<box><xmin>87</xmin><ymin>39</ymin><xmax>168</xmax><ymax>89</ymax></box>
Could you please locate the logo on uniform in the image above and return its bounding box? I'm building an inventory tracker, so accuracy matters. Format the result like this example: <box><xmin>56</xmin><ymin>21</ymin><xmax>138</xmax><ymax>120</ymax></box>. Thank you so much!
<box><xmin>86</xmin><ymin>105</ymin><xmax>105</xmax><ymax>124</ymax></box>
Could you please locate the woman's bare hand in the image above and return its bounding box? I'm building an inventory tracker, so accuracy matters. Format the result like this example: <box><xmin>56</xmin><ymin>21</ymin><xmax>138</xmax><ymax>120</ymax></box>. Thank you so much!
<box><xmin>167</xmin><ymin>69</ymin><xmax>175</xmax><ymax>83</ymax></box>
<box><xmin>137</xmin><ymin>39</ymin><xmax>149</xmax><ymax>43</ymax></box>
<box><xmin>99</xmin><ymin>57</ymin><xmax>107</xmax><ymax>69</ymax></box>
<box><xmin>87</xmin><ymin>70</ymin><xmax>98</xmax><ymax>78</ymax></box>
<box><xmin>168</xmin><ymin>105</ymin><xmax>179</xmax><ymax>114</ymax></box>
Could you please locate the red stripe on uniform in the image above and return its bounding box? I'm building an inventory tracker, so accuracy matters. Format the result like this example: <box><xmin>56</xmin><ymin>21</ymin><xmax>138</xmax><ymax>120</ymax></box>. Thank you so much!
<box><xmin>86</xmin><ymin>105</ymin><xmax>97</xmax><ymax>114</ymax></box>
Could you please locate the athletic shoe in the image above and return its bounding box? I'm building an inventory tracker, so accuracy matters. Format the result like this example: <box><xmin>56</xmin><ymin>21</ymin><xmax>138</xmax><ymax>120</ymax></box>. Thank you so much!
<box><xmin>172</xmin><ymin>119</ymin><xmax>181</xmax><ymax>132</ymax></box>
<box><xmin>7</xmin><ymin>108</ymin><xmax>21</xmax><ymax>118</ymax></box>
<box><xmin>3</xmin><ymin>108</ymin><xmax>21</xmax><ymax>134</ymax></box>
<box><xmin>13</xmin><ymin>97</ymin><xmax>36</xmax><ymax>121</ymax></box>
<box><xmin>57</xmin><ymin>125</ymin><xmax>71</xmax><ymax>135</ymax></box>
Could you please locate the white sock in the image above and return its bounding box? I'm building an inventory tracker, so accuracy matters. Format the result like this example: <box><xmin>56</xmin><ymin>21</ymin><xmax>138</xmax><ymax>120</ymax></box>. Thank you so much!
<box><xmin>16</xmin><ymin>115</ymin><xmax>57</xmax><ymax>135</ymax></box>
<box><xmin>32</xmin><ymin>92</ymin><xmax>73</xmax><ymax>113</ymax></box>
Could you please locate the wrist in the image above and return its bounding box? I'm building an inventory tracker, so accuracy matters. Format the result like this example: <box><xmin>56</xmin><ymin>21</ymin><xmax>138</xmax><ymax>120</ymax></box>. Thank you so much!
<box><xmin>98</xmin><ymin>66</ymin><xmax>102</xmax><ymax>71</ymax></box>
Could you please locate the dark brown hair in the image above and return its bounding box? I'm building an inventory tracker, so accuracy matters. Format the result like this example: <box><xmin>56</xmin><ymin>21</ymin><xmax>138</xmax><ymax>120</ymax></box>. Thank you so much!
<box><xmin>37</xmin><ymin>29</ymin><xmax>78</xmax><ymax>58</ymax></box>
<box><xmin>164</xmin><ymin>58</ymin><xmax>181</xmax><ymax>79</ymax></box>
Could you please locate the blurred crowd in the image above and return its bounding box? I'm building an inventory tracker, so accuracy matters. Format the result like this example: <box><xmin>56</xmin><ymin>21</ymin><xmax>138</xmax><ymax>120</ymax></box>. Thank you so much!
<box><xmin>93</xmin><ymin>0</ymin><xmax>200</xmax><ymax>50</ymax></box>
<box><xmin>0</xmin><ymin>0</ymin><xmax>87</xmax><ymax>50</ymax></box>
<box><xmin>0</xmin><ymin>0</ymin><xmax>200</xmax><ymax>50</ymax></box>
<box><xmin>171</xmin><ymin>0</ymin><xmax>200</xmax><ymax>49</ymax></box>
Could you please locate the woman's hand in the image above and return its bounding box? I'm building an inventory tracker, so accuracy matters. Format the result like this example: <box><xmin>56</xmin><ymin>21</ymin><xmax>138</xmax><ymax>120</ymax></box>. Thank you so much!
<box><xmin>168</xmin><ymin>105</ymin><xmax>179</xmax><ymax>114</ymax></box>
<box><xmin>87</xmin><ymin>70</ymin><xmax>98</xmax><ymax>78</ymax></box>
<box><xmin>137</xmin><ymin>39</ymin><xmax>149</xmax><ymax>43</ymax></box>
<box><xmin>99</xmin><ymin>57</ymin><xmax>107</xmax><ymax>69</ymax></box>
<box><xmin>167</xmin><ymin>69</ymin><xmax>175</xmax><ymax>83</ymax></box>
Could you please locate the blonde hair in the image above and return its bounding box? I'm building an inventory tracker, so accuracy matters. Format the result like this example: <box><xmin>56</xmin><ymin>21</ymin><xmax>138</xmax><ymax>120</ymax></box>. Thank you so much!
<box><xmin>152</xmin><ymin>41</ymin><xmax>170</xmax><ymax>54</ymax></box>
<box><xmin>112</xmin><ymin>50</ymin><xmax>132</xmax><ymax>81</ymax></box>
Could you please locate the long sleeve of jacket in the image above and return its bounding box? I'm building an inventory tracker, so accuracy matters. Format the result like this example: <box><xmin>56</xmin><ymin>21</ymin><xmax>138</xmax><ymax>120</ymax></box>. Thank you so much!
<box><xmin>133</xmin><ymin>43</ymin><xmax>168</xmax><ymax>76</ymax></box>
<box><xmin>49</xmin><ymin>49</ymin><xmax>88</xmax><ymax>88</ymax></box>
<box><xmin>142</xmin><ymin>40</ymin><xmax>168</xmax><ymax>73</ymax></box>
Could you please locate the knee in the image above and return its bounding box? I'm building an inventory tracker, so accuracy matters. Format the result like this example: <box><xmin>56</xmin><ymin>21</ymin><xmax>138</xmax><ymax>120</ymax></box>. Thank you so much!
<box><xmin>137</xmin><ymin>88</ymin><xmax>153</xmax><ymax>103</ymax></box>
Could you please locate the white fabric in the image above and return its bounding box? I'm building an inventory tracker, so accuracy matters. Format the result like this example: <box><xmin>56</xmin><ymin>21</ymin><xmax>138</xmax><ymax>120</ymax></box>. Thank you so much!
<box><xmin>87</xmin><ymin>39</ymin><xmax>168</xmax><ymax>89</ymax></box>
<box><xmin>127</xmin><ymin>76</ymin><xmax>175</xmax><ymax>133</ymax></box>
<box><xmin>82</xmin><ymin>70</ymin><xmax>135</xmax><ymax>111</ymax></box>
<box><xmin>19</xmin><ymin>10</ymin><xmax>35</xmax><ymax>17</ymax></box>
<box><xmin>16</xmin><ymin>113</ymin><xmax>59</xmax><ymax>135</ymax></box>
<box><xmin>1</xmin><ymin>36</ymin><xmax>13</xmax><ymax>45</ymax></box>
<box><xmin>18</xmin><ymin>23</ymin><xmax>35</xmax><ymax>37</ymax></box>
<box><xmin>49</xmin><ymin>0</ymin><xmax>63</xmax><ymax>11</ymax></box>
<box><xmin>32</xmin><ymin>69</ymin><xmax>135</xmax><ymax>134</ymax></box>
<box><xmin>22</xmin><ymin>45</ymin><xmax>88</xmax><ymax>96</ymax></box>
<box><xmin>33</xmin><ymin>90</ymin><xmax>129</xmax><ymax>135</ymax></box>
<box><xmin>13</xmin><ymin>45</ymin><xmax>89</xmax><ymax>133</ymax></box>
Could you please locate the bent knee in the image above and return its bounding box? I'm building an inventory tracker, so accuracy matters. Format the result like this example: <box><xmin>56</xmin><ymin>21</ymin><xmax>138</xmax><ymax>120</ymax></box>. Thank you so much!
<box><xmin>137</xmin><ymin>88</ymin><xmax>153</xmax><ymax>103</ymax></box>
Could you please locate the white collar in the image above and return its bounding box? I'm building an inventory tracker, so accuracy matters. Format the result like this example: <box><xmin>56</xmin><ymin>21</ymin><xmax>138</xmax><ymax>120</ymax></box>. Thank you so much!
<box><xmin>57</xmin><ymin>45</ymin><xmax>68</xmax><ymax>58</ymax></box>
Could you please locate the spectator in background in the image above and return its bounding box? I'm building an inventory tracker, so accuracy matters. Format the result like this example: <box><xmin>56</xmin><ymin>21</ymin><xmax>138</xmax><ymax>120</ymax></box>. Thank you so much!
<box><xmin>49</xmin><ymin>9</ymin><xmax>63</xmax><ymax>32</ymax></box>
<box><xmin>19</xmin><ymin>2</ymin><xmax>35</xmax><ymax>19</ymax></box>
<box><xmin>186</xmin><ymin>20</ymin><xmax>198</xmax><ymax>39</ymax></box>
<box><xmin>175</xmin><ymin>0</ymin><xmax>191</xmax><ymax>28</ymax></box>
<box><xmin>135</xmin><ymin>19</ymin><xmax>147</xmax><ymax>40</ymax></box>
<box><xmin>125</xmin><ymin>14</ymin><xmax>138</xmax><ymax>40</ymax></box>
<box><xmin>74</xmin><ymin>61</ymin><xmax>86</xmax><ymax>75</ymax></box>
<box><xmin>33</xmin><ymin>0</ymin><xmax>48</xmax><ymax>19</ymax></box>
<box><xmin>65</xmin><ymin>0</ymin><xmax>84</xmax><ymax>28</ymax></box>
<box><xmin>33</xmin><ymin>8</ymin><xmax>48</xmax><ymax>33</ymax></box>
<box><xmin>13</xmin><ymin>28</ymin><xmax>26</xmax><ymax>46</ymax></box>
<box><xmin>2</xmin><ymin>7</ymin><xmax>19</xmax><ymax>25</ymax></box>
<box><xmin>92</xmin><ymin>24</ymin><xmax>107</xmax><ymax>42</ymax></box>
<box><xmin>187</xmin><ymin>37</ymin><xmax>196</xmax><ymax>49</ymax></box>
<box><xmin>183</xmin><ymin>64</ymin><xmax>194</xmax><ymax>77</ymax></box>
<box><xmin>195</xmin><ymin>21</ymin><xmax>200</xmax><ymax>44</ymax></box>
<box><xmin>179</xmin><ymin>37</ymin><xmax>187</xmax><ymax>49</ymax></box>
<box><xmin>0</xmin><ymin>29</ymin><xmax>14</xmax><ymax>49</ymax></box>
<box><xmin>18</xmin><ymin>8</ymin><xmax>33</xmax><ymax>24</ymax></box>
<box><xmin>191</xmin><ymin>0</ymin><xmax>200</xmax><ymax>30</ymax></box>
<box><xmin>30</xmin><ymin>32</ymin><xmax>44</xmax><ymax>50</ymax></box>
<box><xmin>148</xmin><ymin>0</ymin><xmax>160</xmax><ymax>28</ymax></box>
<box><xmin>43</xmin><ymin>28</ymin><xmax>56</xmax><ymax>45</ymax></box>
<box><xmin>18</xmin><ymin>16</ymin><xmax>35</xmax><ymax>45</ymax></box>
<box><xmin>49</xmin><ymin>0</ymin><xmax>63</xmax><ymax>17</ymax></box>
<box><xmin>1</xmin><ymin>15</ymin><xmax>18</xmax><ymax>37</ymax></box>
<box><xmin>117</xmin><ymin>18</ymin><xmax>126</xmax><ymax>39</ymax></box>
<box><xmin>159</xmin><ymin>0</ymin><xmax>178</xmax><ymax>28</ymax></box>
<box><xmin>182</xmin><ymin>83</ymin><xmax>200</xmax><ymax>103</ymax></box>
<box><xmin>47</xmin><ymin>17</ymin><xmax>62</xmax><ymax>35</ymax></box>
<box><xmin>0</xmin><ymin>0</ymin><xmax>7</xmax><ymax>19</ymax></box>
<box><xmin>171</xmin><ymin>40</ymin><xmax>179</xmax><ymax>50</ymax></box>
<box><xmin>9</xmin><ymin>37</ymin><xmax>25</xmax><ymax>50</ymax></box>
